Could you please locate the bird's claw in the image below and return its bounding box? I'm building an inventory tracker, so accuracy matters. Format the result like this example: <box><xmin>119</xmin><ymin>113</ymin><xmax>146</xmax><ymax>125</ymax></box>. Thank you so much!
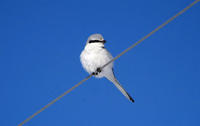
<box><xmin>96</xmin><ymin>67</ymin><xmax>102</xmax><ymax>73</ymax></box>
<box><xmin>92</xmin><ymin>67</ymin><xmax>102</xmax><ymax>75</ymax></box>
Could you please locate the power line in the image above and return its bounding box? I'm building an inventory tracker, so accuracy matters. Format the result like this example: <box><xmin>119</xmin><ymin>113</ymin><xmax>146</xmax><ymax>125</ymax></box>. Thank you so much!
<box><xmin>102</xmin><ymin>0</ymin><xmax>200</xmax><ymax>69</ymax></box>
<box><xmin>18</xmin><ymin>0</ymin><xmax>199</xmax><ymax>125</ymax></box>
<box><xmin>18</xmin><ymin>74</ymin><xmax>93</xmax><ymax>126</ymax></box>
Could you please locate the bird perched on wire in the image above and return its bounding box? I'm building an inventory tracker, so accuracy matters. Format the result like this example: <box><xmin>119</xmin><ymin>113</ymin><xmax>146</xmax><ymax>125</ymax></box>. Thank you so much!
<box><xmin>80</xmin><ymin>33</ymin><xmax>134</xmax><ymax>103</ymax></box>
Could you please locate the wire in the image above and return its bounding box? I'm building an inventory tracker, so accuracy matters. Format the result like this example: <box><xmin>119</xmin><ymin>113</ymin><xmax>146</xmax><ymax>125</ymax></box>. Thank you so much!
<box><xmin>18</xmin><ymin>0</ymin><xmax>199</xmax><ymax>125</ymax></box>
<box><xmin>18</xmin><ymin>74</ymin><xmax>93</xmax><ymax>126</ymax></box>
<box><xmin>102</xmin><ymin>0</ymin><xmax>200</xmax><ymax>69</ymax></box>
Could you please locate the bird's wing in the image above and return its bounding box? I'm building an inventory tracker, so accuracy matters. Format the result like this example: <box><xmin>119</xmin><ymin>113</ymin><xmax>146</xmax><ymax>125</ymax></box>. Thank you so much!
<box><xmin>105</xmin><ymin>69</ymin><xmax>134</xmax><ymax>103</ymax></box>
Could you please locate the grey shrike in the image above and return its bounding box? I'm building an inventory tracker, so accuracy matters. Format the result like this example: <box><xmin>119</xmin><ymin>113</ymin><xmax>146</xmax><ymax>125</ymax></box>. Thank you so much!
<box><xmin>80</xmin><ymin>33</ymin><xmax>134</xmax><ymax>103</ymax></box>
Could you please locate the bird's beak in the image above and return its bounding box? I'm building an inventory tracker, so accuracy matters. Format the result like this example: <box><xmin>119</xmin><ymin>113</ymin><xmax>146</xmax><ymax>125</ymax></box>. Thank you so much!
<box><xmin>102</xmin><ymin>40</ymin><xmax>106</xmax><ymax>43</ymax></box>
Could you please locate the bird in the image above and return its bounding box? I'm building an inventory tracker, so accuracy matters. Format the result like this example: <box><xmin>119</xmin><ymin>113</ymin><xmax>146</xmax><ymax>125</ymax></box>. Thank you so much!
<box><xmin>80</xmin><ymin>33</ymin><xmax>134</xmax><ymax>103</ymax></box>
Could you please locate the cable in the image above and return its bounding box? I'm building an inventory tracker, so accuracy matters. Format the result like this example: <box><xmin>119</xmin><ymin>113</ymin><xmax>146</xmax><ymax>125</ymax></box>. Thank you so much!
<box><xmin>102</xmin><ymin>0</ymin><xmax>200</xmax><ymax>69</ymax></box>
<box><xmin>18</xmin><ymin>0</ymin><xmax>199</xmax><ymax>125</ymax></box>
<box><xmin>18</xmin><ymin>74</ymin><xmax>93</xmax><ymax>126</ymax></box>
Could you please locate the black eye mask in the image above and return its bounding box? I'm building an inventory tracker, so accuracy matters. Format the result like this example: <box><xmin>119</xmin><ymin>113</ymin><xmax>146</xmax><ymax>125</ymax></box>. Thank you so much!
<box><xmin>89</xmin><ymin>40</ymin><xmax>106</xmax><ymax>43</ymax></box>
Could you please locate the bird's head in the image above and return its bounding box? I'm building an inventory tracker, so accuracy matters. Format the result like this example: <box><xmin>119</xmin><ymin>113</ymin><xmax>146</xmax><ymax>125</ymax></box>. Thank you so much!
<box><xmin>86</xmin><ymin>33</ymin><xmax>106</xmax><ymax>46</ymax></box>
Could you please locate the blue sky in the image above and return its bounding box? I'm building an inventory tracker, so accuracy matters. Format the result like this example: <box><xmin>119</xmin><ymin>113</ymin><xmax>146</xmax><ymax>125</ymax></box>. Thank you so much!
<box><xmin>0</xmin><ymin>0</ymin><xmax>200</xmax><ymax>126</ymax></box>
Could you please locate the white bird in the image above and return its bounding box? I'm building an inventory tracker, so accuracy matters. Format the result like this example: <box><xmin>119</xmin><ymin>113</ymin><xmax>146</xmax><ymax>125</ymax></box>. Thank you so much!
<box><xmin>80</xmin><ymin>33</ymin><xmax>134</xmax><ymax>103</ymax></box>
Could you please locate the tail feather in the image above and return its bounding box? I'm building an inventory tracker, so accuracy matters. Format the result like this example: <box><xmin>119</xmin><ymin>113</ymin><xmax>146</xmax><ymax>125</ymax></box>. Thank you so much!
<box><xmin>105</xmin><ymin>72</ymin><xmax>134</xmax><ymax>103</ymax></box>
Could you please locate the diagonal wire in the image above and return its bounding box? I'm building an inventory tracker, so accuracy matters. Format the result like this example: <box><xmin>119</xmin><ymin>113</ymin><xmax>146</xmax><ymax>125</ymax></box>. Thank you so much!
<box><xmin>102</xmin><ymin>0</ymin><xmax>200</xmax><ymax>69</ymax></box>
<box><xmin>18</xmin><ymin>0</ymin><xmax>199</xmax><ymax>126</ymax></box>
<box><xmin>18</xmin><ymin>74</ymin><xmax>93</xmax><ymax>126</ymax></box>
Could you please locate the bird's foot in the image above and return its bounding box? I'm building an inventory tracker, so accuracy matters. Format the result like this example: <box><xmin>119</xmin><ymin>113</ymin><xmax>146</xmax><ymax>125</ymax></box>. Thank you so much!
<box><xmin>96</xmin><ymin>67</ymin><xmax>102</xmax><ymax>73</ymax></box>
<box><xmin>92</xmin><ymin>72</ymin><xmax>98</xmax><ymax>75</ymax></box>
<box><xmin>92</xmin><ymin>67</ymin><xmax>102</xmax><ymax>76</ymax></box>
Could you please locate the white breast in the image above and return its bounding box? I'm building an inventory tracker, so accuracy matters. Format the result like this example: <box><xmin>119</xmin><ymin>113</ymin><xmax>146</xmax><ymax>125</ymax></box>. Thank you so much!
<box><xmin>80</xmin><ymin>45</ymin><xmax>113</xmax><ymax>78</ymax></box>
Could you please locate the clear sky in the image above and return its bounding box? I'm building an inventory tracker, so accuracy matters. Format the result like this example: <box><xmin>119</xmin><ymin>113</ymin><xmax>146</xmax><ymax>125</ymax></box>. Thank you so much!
<box><xmin>0</xmin><ymin>0</ymin><xmax>200</xmax><ymax>126</ymax></box>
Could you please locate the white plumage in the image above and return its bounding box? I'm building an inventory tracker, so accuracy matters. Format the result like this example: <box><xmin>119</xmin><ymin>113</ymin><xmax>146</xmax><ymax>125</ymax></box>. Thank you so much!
<box><xmin>80</xmin><ymin>33</ymin><xmax>134</xmax><ymax>102</ymax></box>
